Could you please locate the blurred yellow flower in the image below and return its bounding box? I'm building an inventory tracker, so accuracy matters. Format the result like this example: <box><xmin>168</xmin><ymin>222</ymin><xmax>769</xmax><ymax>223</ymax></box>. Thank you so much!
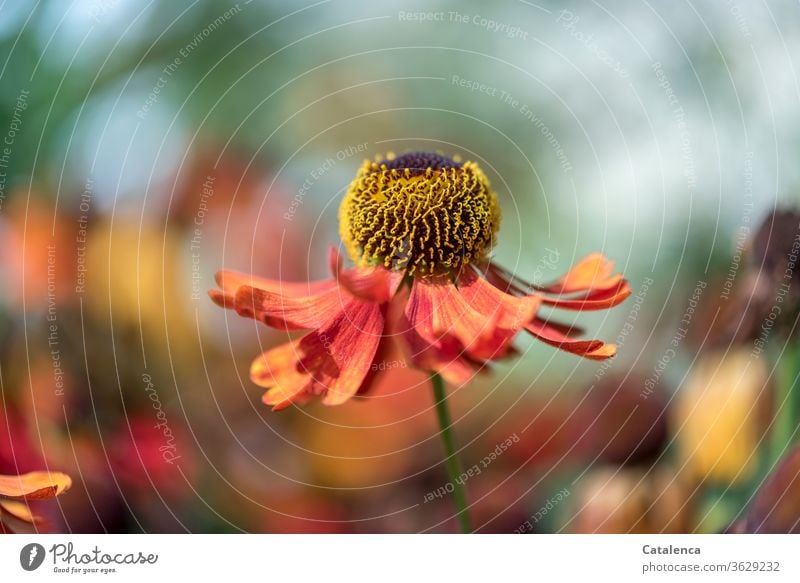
<box><xmin>673</xmin><ymin>349</ymin><xmax>769</xmax><ymax>486</ymax></box>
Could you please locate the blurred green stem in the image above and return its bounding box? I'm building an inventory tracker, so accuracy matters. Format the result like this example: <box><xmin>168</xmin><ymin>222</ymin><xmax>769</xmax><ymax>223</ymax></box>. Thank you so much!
<box><xmin>771</xmin><ymin>338</ymin><xmax>800</xmax><ymax>465</ymax></box>
<box><xmin>430</xmin><ymin>372</ymin><xmax>473</xmax><ymax>533</ymax></box>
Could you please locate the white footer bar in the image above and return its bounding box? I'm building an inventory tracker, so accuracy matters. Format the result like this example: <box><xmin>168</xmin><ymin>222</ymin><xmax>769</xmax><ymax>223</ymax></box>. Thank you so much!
<box><xmin>1</xmin><ymin>534</ymin><xmax>797</xmax><ymax>582</ymax></box>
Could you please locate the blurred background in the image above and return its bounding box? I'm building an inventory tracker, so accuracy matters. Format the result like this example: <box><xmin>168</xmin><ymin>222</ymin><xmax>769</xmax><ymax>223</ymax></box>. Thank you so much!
<box><xmin>1</xmin><ymin>0</ymin><xmax>799</xmax><ymax>533</ymax></box>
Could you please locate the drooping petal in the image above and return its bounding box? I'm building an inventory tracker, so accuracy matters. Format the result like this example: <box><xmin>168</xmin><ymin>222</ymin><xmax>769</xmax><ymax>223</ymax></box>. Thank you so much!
<box><xmin>539</xmin><ymin>280</ymin><xmax>632</xmax><ymax>311</ymax></box>
<box><xmin>210</xmin><ymin>254</ymin><xmax>397</xmax><ymax>331</ymax></box>
<box><xmin>210</xmin><ymin>270</ymin><xmax>335</xmax><ymax>308</ymax></box>
<box><xmin>482</xmin><ymin>260</ymin><xmax>627</xmax><ymax>360</ymax></box>
<box><xmin>415</xmin><ymin>277</ymin><xmax>520</xmax><ymax>361</ymax></box>
<box><xmin>351</xmin><ymin>328</ymin><xmax>398</xmax><ymax>399</ymax></box>
<box><xmin>485</xmin><ymin>255</ymin><xmax>628</xmax><ymax>299</ymax></box>
<box><xmin>328</xmin><ymin>246</ymin><xmax>403</xmax><ymax>303</ymax></box>
<box><xmin>0</xmin><ymin>472</ymin><xmax>72</xmax><ymax>500</ymax></box>
<box><xmin>535</xmin><ymin>253</ymin><xmax>623</xmax><ymax>294</ymax></box>
<box><xmin>0</xmin><ymin>499</ymin><xmax>41</xmax><ymax>524</ymax></box>
<box><xmin>399</xmin><ymin>278</ymin><xmax>503</xmax><ymax>383</ymax></box>
<box><xmin>319</xmin><ymin>301</ymin><xmax>386</xmax><ymax>406</ymax></box>
<box><xmin>526</xmin><ymin>319</ymin><xmax>617</xmax><ymax>360</ymax></box>
<box><xmin>250</xmin><ymin>300</ymin><xmax>386</xmax><ymax>409</ymax></box>
<box><xmin>530</xmin><ymin>316</ymin><xmax>585</xmax><ymax>338</ymax></box>
<box><xmin>398</xmin><ymin>313</ymin><xmax>481</xmax><ymax>385</ymax></box>
<box><xmin>251</xmin><ymin>340</ymin><xmax>317</xmax><ymax>409</ymax></box>
<box><xmin>347</xmin><ymin>285</ymin><xmax>415</xmax><ymax>398</ymax></box>
<box><xmin>233</xmin><ymin>284</ymin><xmax>346</xmax><ymax>330</ymax></box>
<box><xmin>457</xmin><ymin>269</ymin><xmax>540</xmax><ymax>331</ymax></box>
<box><xmin>481</xmin><ymin>262</ymin><xmax>527</xmax><ymax>296</ymax></box>
<box><xmin>399</xmin><ymin>286</ymin><xmax>467</xmax><ymax>384</ymax></box>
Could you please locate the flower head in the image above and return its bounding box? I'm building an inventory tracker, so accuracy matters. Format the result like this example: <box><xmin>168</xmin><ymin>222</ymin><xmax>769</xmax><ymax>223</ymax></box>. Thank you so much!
<box><xmin>211</xmin><ymin>152</ymin><xmax>631</xmax><ymax>409</ymax></box>
<box><xmin>340</xmin><ymin>152</ymin><xmax>499</xmax><ymax>276</ymax></box>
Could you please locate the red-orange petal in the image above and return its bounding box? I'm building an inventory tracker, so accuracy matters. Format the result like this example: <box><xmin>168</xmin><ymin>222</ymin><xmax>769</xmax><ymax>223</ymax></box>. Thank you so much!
<box><xmin>328</xmin><ymin>246</ymin><xmax>403</xmax><ymax>303</ymax></box>
<box><xmin>536</xmin><ymin>253</ymin><xmax>623</xmax><ymax>294</ymax></box>
<box><xmin>458</xmin><ymin>269</ymin><xmax>540</xmax><ymax>329</ymax></box>
<box><xmin>531</xmin><ymin>316</ymin><xmax>585</xmax><ymax>338</ymax></box>
<box><xmin>416</xmin><ymin>278</ymin><xmax>517</xmax><ymax>361</ymax></box>
<box><xmin>583</xmin><ymin>344</ymin><xmax>618</xmax><ymax>360</ymax></box>
<box><xmin>526</xmin><ymin>319</ymin><xmax>617</xmax><ymax>360</ymax></box>
<box><xmin>251</xmin><ymin>300</ymin><xmax>386</xmax><ymax>409</ymax></box>
<box><xmin>252</xmin><ymin>340</ymin><xmax>315</xmax><ymax>409</ymax></box>
<box><xmin>351</xmin><ymin>330</ymin><xmax>397</xmax><ymax>399</ymax></box>
<box><xmin>0</xmin><ymin>499</ymin><xmax>41</xmax><ymax>524</ymax></box>
<box><xmin>398</xmin><ymin>317</ymin><xmax>481</xmax><ymax>385</ymax></box>
<box><xmin>399</xmin><ymin>293</ymin><xmax>469</xmax><ymax>384</ymax></box>
<box><xmin>320</xmin><ymin>302</ymin><xmax>386</xmax><ymax>406</ymax></box>
<box><xmin>233</xmin><ymin>284</ymin><xmax>346</xmax><ymax>330</ymax></box>
<box><xmin>540</xmin><ymin>280</ymin><xmax>632</xmax><ymax>311</ymax></box>
<box><xmin>0</xmin><ymin>471</ymin><xmax>72</xmax><ymax>500</ymax></box>
<box><xmin>211</xmin><ymin>270</ymin><xmax>335</xmax><ymax>308</ymax></box>
<box><xmin>399</xmin><ymin>279</ymin><xmax>506</xmax><ymax>383</ymax></box>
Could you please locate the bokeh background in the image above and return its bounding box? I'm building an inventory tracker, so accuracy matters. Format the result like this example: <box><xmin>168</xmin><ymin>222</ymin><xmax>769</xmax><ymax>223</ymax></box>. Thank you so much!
<box><xmin>1</xmin><ymin>0</ymin><xmax>799</xmax><ymax>533</ymax></box>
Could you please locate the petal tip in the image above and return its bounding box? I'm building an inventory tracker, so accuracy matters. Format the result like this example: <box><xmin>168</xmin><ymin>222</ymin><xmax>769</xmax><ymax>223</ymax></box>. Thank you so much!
<box><xmin>208</xmin><ymin>288</ymin><xmax>227</xmax><ymax>307</ymax></box>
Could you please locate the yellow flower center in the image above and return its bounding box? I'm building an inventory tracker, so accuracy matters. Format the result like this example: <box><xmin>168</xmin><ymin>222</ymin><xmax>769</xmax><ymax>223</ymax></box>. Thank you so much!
<box><xmin>339</xmin><ymin>152</ymin><xmax>501</xmax><ymax>276</ymax></box>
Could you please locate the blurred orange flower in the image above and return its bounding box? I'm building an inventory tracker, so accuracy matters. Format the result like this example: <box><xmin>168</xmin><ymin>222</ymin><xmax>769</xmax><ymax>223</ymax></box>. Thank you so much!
<box><xmin>0</xmin><ymin>471</ymin><xmax>72</xmax><ymax>533</ymax></box>
<box><xmin>211</xmin><ymin>152</ymin><xmax>630</xmax><ymax>410</ymax></box>
<box><xmin>0</xmin><ymin>192</ymin><xmax>75</xmax><ymax>311</ymax></box>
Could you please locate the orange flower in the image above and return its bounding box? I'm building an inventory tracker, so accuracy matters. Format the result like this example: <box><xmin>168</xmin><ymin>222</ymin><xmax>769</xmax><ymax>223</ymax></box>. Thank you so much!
<box><xmin>0</xmin><ymin>471</ymin><xmax>72</xmax><ymax>533</ymax></box>
<box><xmin>211</xmin><ymin>152</ymin><xmax>630</xmax><ymax>410</ymax></box>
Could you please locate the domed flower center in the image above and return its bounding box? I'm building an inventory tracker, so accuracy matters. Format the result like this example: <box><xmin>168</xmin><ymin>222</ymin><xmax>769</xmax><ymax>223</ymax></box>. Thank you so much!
<box><xmin>339</xmin><ymin>152</ymin><xmax>501</xmax><ymax>276</ymax></box>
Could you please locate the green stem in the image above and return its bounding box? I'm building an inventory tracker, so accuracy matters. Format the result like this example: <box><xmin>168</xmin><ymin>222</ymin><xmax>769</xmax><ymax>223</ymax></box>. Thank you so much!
<box><xmin>771</xmin><ymin>338</ymin><xmax>800</xmax><ymax>466</ymax></box>
<box><xmin>430</xmin><ymin>372</ymin><xmax>473</xmax><ymax>533</ymax></box>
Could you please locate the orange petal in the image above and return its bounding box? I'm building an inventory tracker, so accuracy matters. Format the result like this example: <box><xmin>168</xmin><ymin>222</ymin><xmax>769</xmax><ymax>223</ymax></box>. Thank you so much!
<box><xmin>211</xmin><ymin>270</ymin><xmax>335</xmax><ymax>307</ymax></box>
<box><xmin>540</xmin><ymin>280</ymin><xmax>632</xmax><ymax>311</ymax></box>
<box><xmin>252</xmin><ymin>340</ymin><xmax>316</xmax><ymax>409</ymax></box>
<box><xmin>0</xmin><ymin>499</ymin><xmax>41</xmax><ymax>524</ymax></box>
<box><xmin>457</xmin><ymin>270</ymin><xmax>540</xmax><ymax>331</ymax></box>
<box><xmin>409</xmin><ymin>279</ymin><xmax>484</xmax><ymax>358</ymax></box>
<box><xmin>537</xmin><ymin>253</ymin><xmax>623</xmax><ymax>294</ymax></box>
<box><xmin>400</xmin><ymin>279</ymin><xmax>498</xmax><ymax>382</ymax></box>
<box><xmin>398</xmin><ymin>316</ymin><xmax>480</xmax><ymax>385</ymax></box>
<box><xmin>531</xmin><ymin>316</ymin><xmax>585</xmax><ymax>338</ymax></box>
<box><xmin>234</xmin><ymin>284</ymin><xmax>346</xmax><ymax>330</ymax></box>
<box><xmin>319</xmin><ymin>302</ymin><xmax>386</xmax><ymax>406</ymax></box>
<box><xmin>392</xmin><ymin>284</ymin><xmax>476</xmax><ymax>384</ymax></box>
<box><xmin>482</xmin><ymin>262</ymin><xmax>528</xmax><ymax>297</ymax></box>
<box><xmin>0</xmin><ymin>471</ymin><xmax>72</xmax><ymax>500</ymax></box>
<box><xmin>328</xmin><ymin>246</ymin><xmax>403</xmax><ymax>303</ymax></box>
<box><xmin>351</xmin><ymin>330</ymin><xmax>397</xmax><ymax>399</ymax></box>
<box><xmin>251</xmin><ymin>300</ymin><xmax>386</xmax><ymax>409</ymax></box>
<box><xmin>584</xmin><ymin>343</ymin><xmax>617</xmax><ymax>360</ymax></box>
<box><xmin>208</xmin><ymin>288</ymin><xmax>234</xmax><ymax>309</ymax></box>
<box><xmin>526</xmin><ymin>319</ymin><xmax>617</xmax><ymax>360</ymax></box>
<box><xmin>430</xmin><ymin>279</ymin><xmax>525</xmax><ymax>360</ymax></box>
